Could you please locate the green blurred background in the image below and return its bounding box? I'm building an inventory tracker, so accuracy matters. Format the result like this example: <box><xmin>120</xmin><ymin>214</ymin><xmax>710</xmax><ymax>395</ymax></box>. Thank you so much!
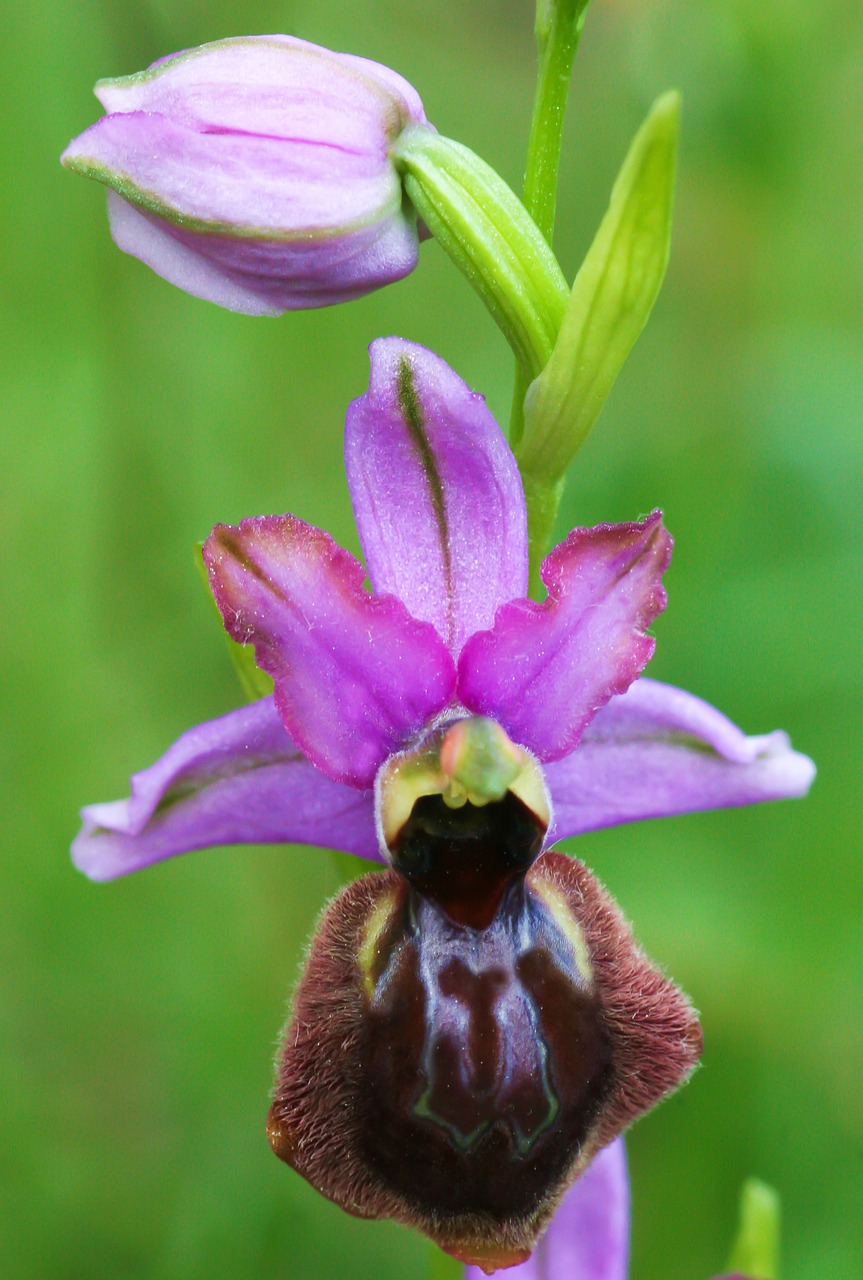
<box><xmin>2</xmin><ymin>0</ymin><xmax>860</xmax><ymax>1276</ymax></box>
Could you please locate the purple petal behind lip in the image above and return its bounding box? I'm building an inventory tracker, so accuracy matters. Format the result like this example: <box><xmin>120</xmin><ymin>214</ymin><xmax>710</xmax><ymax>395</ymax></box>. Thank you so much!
<box><xmin>545</xmin><ymin>677</ymin><xmax>816</xmax><ymax>840</ymax></box>
<box><xmin>346</xmin><ymin>338</ymin><xmax>527</xmax><ymax>657</ymax></box>
<box><xmin>203</xmin><ymin>515</ymin><xmax>456</xmax><ymax>788</ymax></box>
<box><xmin>464</xmin><ymin>1138</ymin><xmax>629</xmax><ymax>1280</ymax></box>
<box><xmin>72</xmin><ymin>698</ymin><xmax>380</xmax><ymax>882</ymax></box>
<box><xmin>458</xmin><ymin>513</ymin><xmax>671</xmax><ymax>761</ymax></box>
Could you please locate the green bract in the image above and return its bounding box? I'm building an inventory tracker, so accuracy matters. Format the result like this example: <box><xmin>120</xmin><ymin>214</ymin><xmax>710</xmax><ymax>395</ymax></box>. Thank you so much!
<box><xmin>519</xmin><ymin>91</ymin><xmax>680</xmax><ymax>486</ymax></box>
<box><xmin>392</xmin><ymin>128</ymin><xmax>569</xmax><ymax>381</ymax></box>
<box><xmin>727</xmin><ymin>1179</ymin><xmax>781</xmax><ymax>1280</ymax></box>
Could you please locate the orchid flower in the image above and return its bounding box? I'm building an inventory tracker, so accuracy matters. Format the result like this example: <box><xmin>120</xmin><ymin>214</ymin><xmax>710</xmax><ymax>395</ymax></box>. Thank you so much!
<box><xmin>73</xmin><ymin>339</ymin><xmax>813</xmax><ymax>1269</ymax></box>
<box><xmin>62</xmin><ymin>37</ymin><xmax>429</xmax><ymax>314</ymax></box>
<box><xmin>74</xmin><ymin>337</ymin><xmax>813</xmax><ymax>881</ymax></box>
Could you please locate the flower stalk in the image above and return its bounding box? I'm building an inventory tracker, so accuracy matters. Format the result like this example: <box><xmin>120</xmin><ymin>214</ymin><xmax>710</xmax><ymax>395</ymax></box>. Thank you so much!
<box><xmin>522</xmin><ymin>472</ymin><xmax>566</xmax><ymax>598</ymax></box>
<box><xmin>509</xmin><ymin>0</ymin><xmax>591</xmax><ymax>455</ymax></box>
<box><xmin>524</xmin><ymin>0</ymin><xmax>593</xmax><ymax>246</ymax></box>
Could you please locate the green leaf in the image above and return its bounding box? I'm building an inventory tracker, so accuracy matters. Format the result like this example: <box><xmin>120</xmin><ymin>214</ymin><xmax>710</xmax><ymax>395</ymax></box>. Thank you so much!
<box><xmin>193</xmin><ymin>543</ymin><xmax>274</xmax><ymax>704</ymax></box>
<box><xmin>727</xmin><ymin>1178</ymin><xmax>781</xmax><ymax>1279</ymax></box>
<box><xmin>518</xmin><ymin>90</ymin><xmax>680</xmax><ymax>484</ymax></box>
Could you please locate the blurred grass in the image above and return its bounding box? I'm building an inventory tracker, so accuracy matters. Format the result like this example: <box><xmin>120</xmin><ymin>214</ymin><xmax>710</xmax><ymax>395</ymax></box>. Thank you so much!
<box><xmin>1</xmin><ymin>1</ymin><xmax>861</xmax><ymax>1277</ymax></box>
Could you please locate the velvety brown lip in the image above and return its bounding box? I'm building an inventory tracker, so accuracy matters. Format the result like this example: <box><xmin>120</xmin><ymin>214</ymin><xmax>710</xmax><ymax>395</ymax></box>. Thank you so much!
<box><xmin>267</xmin><ymin>824</ymin><xmax>701</xmax><ymax>1268</ymax></box>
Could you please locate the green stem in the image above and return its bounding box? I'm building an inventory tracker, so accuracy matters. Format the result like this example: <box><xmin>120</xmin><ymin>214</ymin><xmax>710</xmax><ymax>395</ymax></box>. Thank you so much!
<box><xmin>510</xmin><ymin>363</ymin><xmax>528</xmax><ymax>450</ymax></box>
<box><xmin>524</xmin><ymin>0</ymin><xmax>589</xmax><ymax>244</ymax></box>
<box><xmin>510</xmin><ymin>0</ymin><xmax>588</xmax><ymax>451</ymax></box>
<box><xmin>523</xmin><ymin>471</ymin><xmax>566</xmax><ymax>595</ymax></box>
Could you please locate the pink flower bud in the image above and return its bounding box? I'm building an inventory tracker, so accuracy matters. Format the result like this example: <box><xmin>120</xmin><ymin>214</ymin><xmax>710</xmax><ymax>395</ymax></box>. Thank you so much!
<box><xmin>62</xmin><ymin>36</ymin><xmax>430</xmax><ymax>314</ymax></box>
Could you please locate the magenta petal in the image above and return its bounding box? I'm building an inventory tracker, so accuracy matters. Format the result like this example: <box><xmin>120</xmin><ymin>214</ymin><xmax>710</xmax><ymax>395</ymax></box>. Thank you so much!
<box><xmin>464</xmin><ymin>1139</ymin><xmax>629</xmax><ymax>1280</ymax></box>
<box><xmin>458</xmin><ymin>513</ymin><xmax>672</xmax><ymax>761</ymax></box>
<box><xmin>203</xmin><ymin>516</ymin><xmax>456</xmax><ymax>787</ymax></box>
<box><xmin>545</xmin><ymin>677</ymin><xmax>816</xmax><ymax>840</ymax></box>
<box><xmin>346</xmin><ymin>339</ymin><xmax>528</xmax><ymax>656</ymax></box>
<box><xmin>72</xmin><ymin>698</ymin><xmax>380</xmax><ymax>882</ymax></box>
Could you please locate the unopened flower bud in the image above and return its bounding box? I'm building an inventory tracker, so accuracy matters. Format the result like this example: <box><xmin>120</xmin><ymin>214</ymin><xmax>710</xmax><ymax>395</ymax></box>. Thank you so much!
<box><xmin>62</xmin><ymin>36</ymin><xmax>431</xmax><ymax>315</ymax></box>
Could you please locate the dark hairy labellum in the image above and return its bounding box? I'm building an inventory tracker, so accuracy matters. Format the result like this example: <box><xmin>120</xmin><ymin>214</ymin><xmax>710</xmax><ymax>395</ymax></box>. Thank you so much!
<box><xmin>268</xmin><ymin>795</ymin><xmax>701</xmax><ymax>1272</ymax></box>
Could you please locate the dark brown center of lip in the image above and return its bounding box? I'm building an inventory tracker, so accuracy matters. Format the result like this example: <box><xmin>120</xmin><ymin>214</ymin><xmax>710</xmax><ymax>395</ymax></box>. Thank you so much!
<box><xmin>390</xmin><ymin>791</ymin><xmax>546</xmax><ymax>929</ymax></box>
<box><xmin>358</xmin><ymin>869</ymin><xmax>613</xmax><ymax>1219</ymax></box>
<box><xmin>363</xmin><ymin>793</ymin><xmax>611</xmax><ymax>1216</ymax></box>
